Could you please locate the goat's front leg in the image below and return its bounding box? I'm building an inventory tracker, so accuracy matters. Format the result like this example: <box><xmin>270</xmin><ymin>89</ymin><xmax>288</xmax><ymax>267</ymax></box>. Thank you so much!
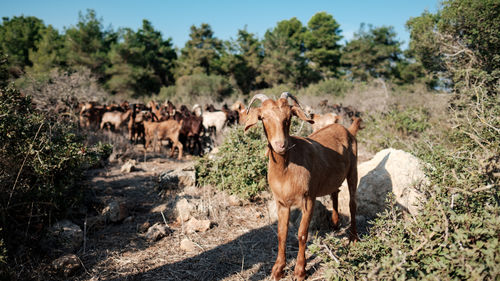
<box><xmin>294</xmin><ymin>198</ymin><xmax>315</xmax><ymax>281</ymax></box>
<box><xmin>272</xmin><ymin>202</ymin><xmax>290</xmax><ymax>281</ymax></box>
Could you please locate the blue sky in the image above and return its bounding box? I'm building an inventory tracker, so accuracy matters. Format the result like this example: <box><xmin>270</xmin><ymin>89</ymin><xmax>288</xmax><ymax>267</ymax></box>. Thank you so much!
<box><xmin>2</xmin><ymin>0</ymin><xmax>440</xmax><ymax>49</ymax></box>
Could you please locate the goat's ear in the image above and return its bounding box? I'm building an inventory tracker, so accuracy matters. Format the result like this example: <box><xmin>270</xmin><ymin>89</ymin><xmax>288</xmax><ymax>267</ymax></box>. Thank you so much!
<box><xmin>335</xmin><ymin>115</ymin><xmax>341</xmax><ymax>123</ymax></box>
<box><xmin>244</xmin><ymin>108</ymin><xmax>261</xmax><ymax>132</ymax></box>
<box><xmin>292</xmin><ymin>106</ymin><xmax>314</xmax><ymax>124</ymax></box>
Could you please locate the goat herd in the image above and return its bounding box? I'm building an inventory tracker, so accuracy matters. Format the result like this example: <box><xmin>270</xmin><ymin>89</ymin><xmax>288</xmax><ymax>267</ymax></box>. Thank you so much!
<box><xmin>77</xmin><ymin>94</ymin><xmax>361</xmax><ymax>160</ymax></box>
<box><xmin>78</xmin><ymin>92</ymin><xmax>363</xmax><ymax>280</ymax></box>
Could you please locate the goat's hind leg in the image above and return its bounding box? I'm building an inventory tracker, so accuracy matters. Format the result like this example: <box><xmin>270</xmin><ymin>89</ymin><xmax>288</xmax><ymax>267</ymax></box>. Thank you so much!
<box><xmin>347</xmin><ymin>170</ymin><xmax>359</xmax><ymax>242</ymax></box>
<box><xmin>330</xmin><ymin>190</ymin><xmax>340</xmax><ymax>230</ymax></box>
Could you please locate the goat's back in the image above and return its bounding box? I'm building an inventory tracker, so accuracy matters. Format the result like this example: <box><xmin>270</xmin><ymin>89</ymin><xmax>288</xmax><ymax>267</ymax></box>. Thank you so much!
<box><xmin>298</xmin><ymin>123</ymin><xmax>357</xmax><ymax>197</ymax></box>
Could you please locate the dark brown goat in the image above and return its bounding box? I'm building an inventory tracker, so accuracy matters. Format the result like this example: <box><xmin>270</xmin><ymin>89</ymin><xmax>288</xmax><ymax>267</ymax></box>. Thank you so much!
<box><xmin>245</xmin><ymin>92</ymin><xmax>361</xmax><ymax>281</ymax></box>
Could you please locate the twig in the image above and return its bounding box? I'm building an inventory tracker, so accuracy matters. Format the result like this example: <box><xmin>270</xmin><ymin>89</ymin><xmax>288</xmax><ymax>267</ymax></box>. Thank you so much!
<box><xmin>76</xmin><ymin>255</ymin><xmax>90</xmax><ymax>276</ymax></box>
<box><xmin>473</xmin><ymin>184</ymin><xmax>494</xmax><ymax>193</ymax></box>
<box><xmin>160</xmin><ymin>210</ymin><xmax>170</xmax><ymax>227</ymax></box>
<box><xmin>83</xmin><ymin>215</ymin><xmax>87</xmax><ymax>254</ymax></box>
<box><xmin>321</xmin><ymin>242</ymin><xmax>339</xmax><ymax>264</ymax></box>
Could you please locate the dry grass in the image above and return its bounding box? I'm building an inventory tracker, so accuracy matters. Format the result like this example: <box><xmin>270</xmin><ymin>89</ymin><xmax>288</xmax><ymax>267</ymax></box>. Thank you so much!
<box><xmin>57</xmin><ymin>155</ymin><xmax>343</xmax><ymax>281</ymax></box>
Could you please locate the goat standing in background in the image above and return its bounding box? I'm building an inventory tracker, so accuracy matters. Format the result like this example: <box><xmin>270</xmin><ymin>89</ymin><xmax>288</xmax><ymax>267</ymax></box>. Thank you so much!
<box><xmin>245</xmin><ymin>92</ymin><xmax>361</xmax><ymax>281</ymax></box>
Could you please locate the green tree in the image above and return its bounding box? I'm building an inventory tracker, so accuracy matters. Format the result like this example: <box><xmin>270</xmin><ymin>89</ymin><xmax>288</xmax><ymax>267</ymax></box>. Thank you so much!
<box><xmin>219</xmin><ymin>28</ymin><xmax>263</xmax><ymax>94</ymax></box>
<box><xmin>176</xmin><ymin>23</ymin><xmax>223</xmax><ymax>77</ymax></box>
<box><xmin>304</xmin><ymin>12</ymin><xmax>343</xmax><ymax>79</ymax></box>
<box><xmin>64</xmin><ymin>9</ymin><xmax>116</xmax><ymax>79</ymax></box>
<box><xmin>260</xmin><ymin>17</ymin><xmax>311</xmax><ymax>87</ymax></box>
<box><xmin>341</xmin><ymin>24</ymin><xmax>402</xmax><ymax>81</ymax></box>
<box><xmin>105</xmin><ymin>20</ymin><xmax>176</xmax><ymax>96</ymax></box>
<box><xmin>28</xmin><ymin>25</ymin><xmax>66</xmax><ymax>74</ymax></box>
<box><xmin>407</xmin><ymin>0</ymin><xmax>500</xmax><ymax>89</ymax></box>
<box><xmin>0</xmin><ymin>16</ymin><xmax>45</xmax><ymax>73</ymax></box>
<box><xmin>406</xmin><ymin>11</ymin><xmax>444</xmax><ymax>74</ymax></box>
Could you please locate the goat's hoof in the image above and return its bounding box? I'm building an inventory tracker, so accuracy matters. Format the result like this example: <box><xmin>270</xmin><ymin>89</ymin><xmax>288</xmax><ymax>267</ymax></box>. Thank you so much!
<box><xmin>293</xmin><ymin>270</ymin><xmax>306</xmax><ymax>281</ymax></box>
<box><xmin>332</xmin><ymin>221</ymin><xmax>340</xmax><ymax>230</ymax></box>
<box><xmin>293</xmin><ymin>263</ymin><xmax>306</xmax><ymax>281</ymax></box>
<box><xmin>349</xmin><ymin>234</ymin><xmax>360</xmax><ymax>243</ymax></box>
<box><xmin>271</xmin><ymin>264</ymin><xmax>284</xmax><ymax>280</ymax></box>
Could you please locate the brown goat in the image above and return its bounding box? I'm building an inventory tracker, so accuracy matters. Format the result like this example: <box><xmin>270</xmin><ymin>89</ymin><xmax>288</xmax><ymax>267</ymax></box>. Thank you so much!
<box><xmin>100</xmin><ymin>109</ymin><xmax>132</xmax><ymax>131</ymax></box>
<box><xmin>143</xmin><ymin>119</ymin><xmax>184</xmax><ymax>160</ymax></box>
<box><xmin>310</xmin><ymin>112</ymin><xmax>341</xmax><ymax>132</ymax></box>
<box><xmin>245</xmin><ymin>92</ymin><xmax>361</xmax><ymax>281</ymax></box>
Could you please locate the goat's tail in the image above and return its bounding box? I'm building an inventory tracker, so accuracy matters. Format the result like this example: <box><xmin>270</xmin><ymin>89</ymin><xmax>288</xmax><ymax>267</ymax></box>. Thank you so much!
<box><xmin>348</xmin><ymin>117</ymin><xmax>363</xmax><ymax>136</ymax></box>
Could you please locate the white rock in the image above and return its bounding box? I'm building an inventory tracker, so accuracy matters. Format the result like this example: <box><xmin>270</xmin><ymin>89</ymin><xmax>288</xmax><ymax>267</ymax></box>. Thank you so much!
<box><xmin>120</xmin><ymin>159</ymin><xmax>137</xmax><ymax>173</ymax></box>
<box><xmin>175</xmin><ymin>198</ymin><xmax>194</xmax><ymax>222</ymax></box>
<box><xmin>180</xmin><ymin>238</ymin><xmax>197</xmax><ymax>252</ymax></box>
<box><xmin>184</xmin><ymin>217</ymin><xmax>211</xmax><ymax>233</ymax></box>
<box><xmin>338</xmin><ymin>148</ymin><xmax>426</xmax><ymax>218</ymax></box>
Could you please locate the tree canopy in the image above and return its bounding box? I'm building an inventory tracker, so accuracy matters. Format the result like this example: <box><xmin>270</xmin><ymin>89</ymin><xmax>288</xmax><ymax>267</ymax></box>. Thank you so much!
<box><xmin>0</xmin><ymin>9</ymin><xmax>463</xmax><ymax>97</ymax></box>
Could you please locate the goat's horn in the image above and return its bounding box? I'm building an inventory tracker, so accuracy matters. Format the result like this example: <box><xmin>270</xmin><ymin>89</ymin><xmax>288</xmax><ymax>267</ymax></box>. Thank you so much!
<box><xmin>246</xmin><ymin>93</ymin><xmax>269</xmax><ymax>114</ymax></box>
<box><xmin>280</xmin><ymin>92</ymin><xmax>301</xmax><ymax>107</ymax></box>
<box><xmin>281</xmin><ymin>92</ymin><xmax>311</xmax><ymax>118</ymax></box>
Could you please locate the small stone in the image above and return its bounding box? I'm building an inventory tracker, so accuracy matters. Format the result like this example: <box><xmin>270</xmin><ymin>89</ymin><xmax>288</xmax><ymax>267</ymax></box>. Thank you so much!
<box><xmin>180</xmin><ymin>238</ymin><xmax>197</xmax><ymax>252</ymax></box>
<box><xmin>138</xmin><ymin>221</ymin><xmax>151</xmax><ymax>233</ymax></box>
<box><xmin>228</xmin><ymin>195</ymin><xmax>242</xmax><ymax>206</ymax></box>
<box><xmin>175</xmin><ymin>198</ymin><xmax>193</xmax><ymax>222</ymax></box>
<box><xmin>150</xmin><ymin>203</ymin><xmax>168</xmax><ymax>213</ymax></box>
<box><xmin>52</xmin><ymin>254</ymin><xmax>81</xmax><ymax>277</ymax></box>
<box><xmin>184</xmin><ymin>217</ymin><xmax>211</xmax><ymax>233</ymax></box>
<box><xmin>45</xmin><ymin>220</ymin><xmax>83</xmax><ymax>254</ymax></box>
<box><xmin>158</xmin><ymin>168</ymin><xmax>196</xmax><ymax>190</ymax></box>
<box><xmin>145</xmin><ymin>223</ymin><xmax>171</xmax><ymax>241</ymax></box>
<box><xmin>120</xmin><ymin>159</ymin><xmax>137</xmax><ymax>173</ymax></box>
<box><xmin>102</xmin><ymin>200</ymin><xmax>128</xmax><ymax>223</ymax></box>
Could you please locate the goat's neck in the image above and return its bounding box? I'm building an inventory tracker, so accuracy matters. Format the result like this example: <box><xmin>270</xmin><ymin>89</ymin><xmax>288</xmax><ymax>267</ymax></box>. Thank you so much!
<box><xmin>268</xmin><ymin>141</ymin><xmax>291</xmax><ymax>173</ymax></box>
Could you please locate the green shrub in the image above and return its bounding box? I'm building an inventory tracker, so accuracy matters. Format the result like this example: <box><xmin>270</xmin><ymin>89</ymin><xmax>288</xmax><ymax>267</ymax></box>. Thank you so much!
<box><xmin>174</xmin><ymin>73</ymin><xmax>234</xmax><ymax>103</ymax></box>
<box><xmin>298</xmin><ymin>78</ymin><xmax>354</xmax><ymax>98</ymax></box>
<box><xmin>312</xmin><ymin>91</ymin><xmax>499</xmax><ymax>280</ymax></box>
<box><xmin>359</xmin><ymin>106</ymin><xmax>431</xmax><ymax>153</ymax></box>
<box><xmin>0</xmin><ymin>86</ymin><xmax>111</xmax><ymax>262</ymax></box>
<box><xmin>196</xmin><ymin>126</ymin><xmax>268</xmax><ymax>199</ymax></box>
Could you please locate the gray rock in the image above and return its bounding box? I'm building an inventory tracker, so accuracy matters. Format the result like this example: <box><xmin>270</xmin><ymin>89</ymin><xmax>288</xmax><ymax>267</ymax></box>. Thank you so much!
<box><xmin>145</xmin><ymin>222</ymin><xmax>171</xmax><ymax>241</ymax></box>
<box><xmin>52</xmin><ymin>254</ymin><xmax>81</xmax><ymax>277</ymax></box>
<box><xmin>158</xmin><ymin>167</ymin><xmax>196</xmax><ymax>190</ymax></box>
<box><xmin>45</xmin><ymin>220</ymin><xmax>83</xmax><ymax>254</ymax></box>
<box><xmin>102</xmin><ymin>200</ymin><xmax>128</xmax><ymax>223</ymax></box>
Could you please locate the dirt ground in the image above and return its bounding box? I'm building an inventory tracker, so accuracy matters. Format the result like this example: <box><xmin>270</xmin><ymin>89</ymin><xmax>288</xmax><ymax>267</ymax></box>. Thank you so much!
<box><xmin>67</xmin><ymin>143</ymin><xmax>361</xmax><ymax>281</ymax></box>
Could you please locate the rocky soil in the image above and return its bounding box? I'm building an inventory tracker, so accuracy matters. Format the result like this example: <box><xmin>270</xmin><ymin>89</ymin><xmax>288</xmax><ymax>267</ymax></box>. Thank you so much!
<box><xmin>39</xmin><ymin>143</ymin><xmax>425</xmax><ymax>280</ymax></box>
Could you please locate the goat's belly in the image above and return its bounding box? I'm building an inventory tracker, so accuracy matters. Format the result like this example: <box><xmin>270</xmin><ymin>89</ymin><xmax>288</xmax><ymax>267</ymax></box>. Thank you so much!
<box><xmin>313</xmin><ymin>176</ymin><xmax>346</xmax><ymax>197</ymax></box>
